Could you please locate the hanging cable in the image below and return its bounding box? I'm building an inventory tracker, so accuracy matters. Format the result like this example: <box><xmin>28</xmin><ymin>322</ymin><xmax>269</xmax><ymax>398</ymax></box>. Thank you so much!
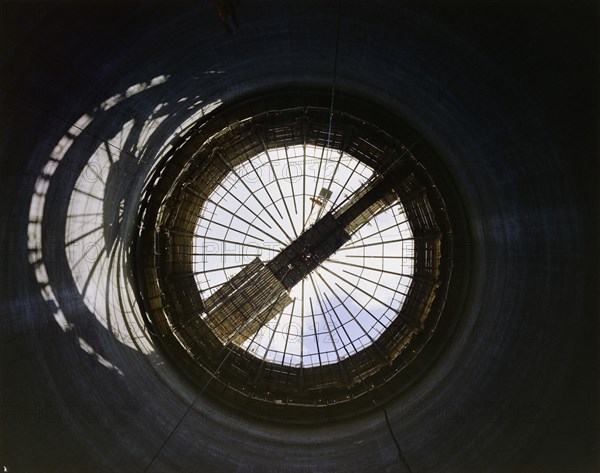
<box><xmin>142</xmin><ymin>264</ymin><xmax>293</xmax><ymax>473</ymax></box>
<box><xmin>324</xmin><ymin>0</ymin><xmax>343</xmax><ymax>156</ymax></box>
<box><xmin>302</xmin><ymin>0</ymin><xmax>342</xmax><ymax>232</ymax></box>
<box><xmin>373</xmin><ymin>401</ymin><xmax>415</xmax><ymax>473</ymax></box>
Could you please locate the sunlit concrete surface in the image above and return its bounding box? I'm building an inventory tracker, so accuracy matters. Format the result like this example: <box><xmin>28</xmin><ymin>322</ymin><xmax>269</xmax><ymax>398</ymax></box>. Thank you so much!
<box><xmin>0</xmin><ymin>1</ymin><xmax>598</xmax><ymax>472</ymax></box>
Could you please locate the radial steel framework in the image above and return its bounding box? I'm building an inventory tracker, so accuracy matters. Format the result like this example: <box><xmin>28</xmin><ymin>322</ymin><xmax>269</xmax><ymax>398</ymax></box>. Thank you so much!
<box><xmin>133</xmin><ymin>91</ymin><xmax>453</xmax><ymax>422</ymax></box>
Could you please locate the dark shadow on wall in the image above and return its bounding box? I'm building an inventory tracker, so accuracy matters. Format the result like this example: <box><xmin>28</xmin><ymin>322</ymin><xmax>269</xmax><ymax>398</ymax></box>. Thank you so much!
<box><xmin>2</xmin><ymin>58</ymin><xmax>231</xmax><ymax>473</ymax></box>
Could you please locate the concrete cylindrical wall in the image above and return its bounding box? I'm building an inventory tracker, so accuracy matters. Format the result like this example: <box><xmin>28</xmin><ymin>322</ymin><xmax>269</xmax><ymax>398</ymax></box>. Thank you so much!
<box><xmin>0</xmin><ymin>1</ymin><xmax>597</xmax><ymax>472</ymax></box>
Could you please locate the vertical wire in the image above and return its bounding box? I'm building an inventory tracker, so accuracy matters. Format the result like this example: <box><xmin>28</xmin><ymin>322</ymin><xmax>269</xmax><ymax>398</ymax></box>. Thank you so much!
<box><xmin>373</xmin><ymin>401</ymin><xmax>415</xmax><ymax>473</ymax></box>
<box><xmin>324</xmin><ymin>0</ymin><xmax>343</xmax><ymax>159</ymax></box>
<box><xmin>142</xmin><ymin>265</ymin><xmax>293</xmax><ymax>473</ymax></box>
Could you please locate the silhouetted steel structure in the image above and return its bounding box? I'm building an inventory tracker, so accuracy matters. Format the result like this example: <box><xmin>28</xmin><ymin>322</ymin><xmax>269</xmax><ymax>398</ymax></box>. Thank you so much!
<box><xmin>134</xmin><ymin>93</ymin><xmax>452</xmax><ymax>421</ymax></box>
<box><xmin>2</xmin><ymin>2</ymin><xmax>596</xmax><ymax>472</ymax></box>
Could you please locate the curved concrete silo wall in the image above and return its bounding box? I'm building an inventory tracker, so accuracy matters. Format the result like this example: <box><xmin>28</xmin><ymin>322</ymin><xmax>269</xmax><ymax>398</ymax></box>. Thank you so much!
<box><xmin>0</xmin><ymin>1</ymin><xmax>597</xmax><ymax>472</ymax></box>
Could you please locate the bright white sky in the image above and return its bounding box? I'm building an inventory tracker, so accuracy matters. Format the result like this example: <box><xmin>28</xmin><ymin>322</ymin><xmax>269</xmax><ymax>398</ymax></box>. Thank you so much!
<box><xmin>193</xmin><ymin>145</ymin><xmax>414</xmax><ymax>368</ymax></box>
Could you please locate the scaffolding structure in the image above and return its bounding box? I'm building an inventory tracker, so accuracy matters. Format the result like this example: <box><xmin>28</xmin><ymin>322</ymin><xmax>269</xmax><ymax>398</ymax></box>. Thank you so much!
<box><xmin>203</xmin><ymin>258</ymin><xmax>293</xmax><ymax>345</ymax></box>
<box><xmin>133</xmin><ymin>96</ymin><xmax>452</xmax><ymax>421</ymax></box>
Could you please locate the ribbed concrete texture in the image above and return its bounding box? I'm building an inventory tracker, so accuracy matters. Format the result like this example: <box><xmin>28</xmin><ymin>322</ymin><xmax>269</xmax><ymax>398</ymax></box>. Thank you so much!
<box><xmin>0</xmin><ymin>1</ymin><xmax>598</xmax><ymax>472</ymax></box>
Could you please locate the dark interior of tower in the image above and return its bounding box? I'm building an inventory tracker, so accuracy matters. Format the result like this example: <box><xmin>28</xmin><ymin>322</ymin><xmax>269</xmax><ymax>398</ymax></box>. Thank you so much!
<box><xmin>0</xmin><ymin>1</ymin><xmax>598</xmax><ymax>472</ymax></box>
